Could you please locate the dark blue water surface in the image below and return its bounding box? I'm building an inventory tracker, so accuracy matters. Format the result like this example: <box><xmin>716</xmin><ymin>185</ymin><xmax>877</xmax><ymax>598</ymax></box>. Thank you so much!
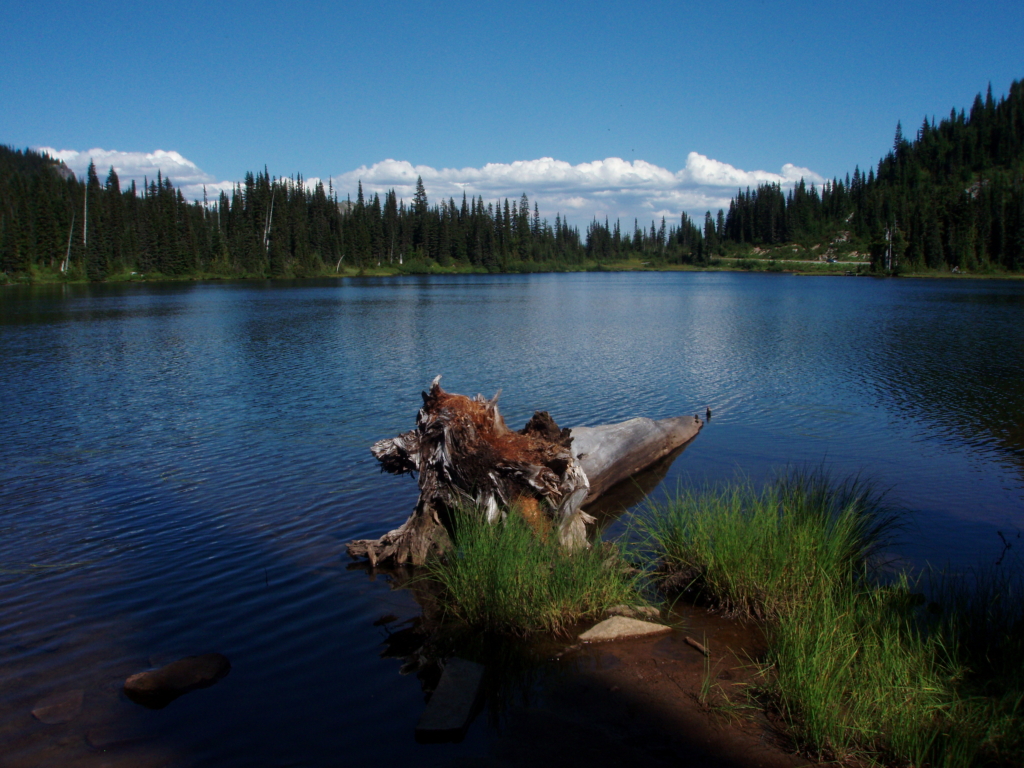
<box><xmin>1</xmin><ymin>272</ymin><xmax>1023</xmax><ymax>765</ymax></box>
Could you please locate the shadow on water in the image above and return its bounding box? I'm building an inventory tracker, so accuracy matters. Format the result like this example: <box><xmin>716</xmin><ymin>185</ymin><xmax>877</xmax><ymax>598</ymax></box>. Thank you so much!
<box><xmin>2</xmin><ymin>525</ymin><xmax>470</xmax><ymax>767</ymax></box>
<box><xmin>346</xmin><ymin>424</ymin><xmax>800</xmax><ymax>768</ymax></box>
<box><xmin>2</xmin><ymin>548</ymin><xmax>798</xmax><ymax>768</ymax></box>
<box><xmin>351</xmin><ymin>558</ymin><xmax>804</xmax><ymax>768</ymax></box>
<box><xmin>863</xmin><ymin>281</ymin><xmax>1024</xmax><ymax>473</ymax></box>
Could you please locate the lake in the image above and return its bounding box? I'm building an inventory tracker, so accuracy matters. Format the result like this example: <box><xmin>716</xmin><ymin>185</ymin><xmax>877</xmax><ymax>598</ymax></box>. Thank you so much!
<box><xmin>1</xmin><ymin>272</ymin><xmax>1022</xmax><ymax>766</ymax></box>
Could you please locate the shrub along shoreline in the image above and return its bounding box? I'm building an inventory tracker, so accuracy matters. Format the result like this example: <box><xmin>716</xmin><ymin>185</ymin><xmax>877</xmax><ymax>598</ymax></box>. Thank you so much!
<box><xmin>426</xmin><ymin>471</ymin><xmax>1023</xmax><ymax>767</ymax></box>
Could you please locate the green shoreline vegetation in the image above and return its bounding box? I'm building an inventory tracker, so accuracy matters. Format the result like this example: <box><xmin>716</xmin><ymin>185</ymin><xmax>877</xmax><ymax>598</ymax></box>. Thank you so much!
<box><xmin>429</xmin><ymin>472</ymin><xmax>1023</xmax><ymax>767</ymax></box>
<box><xmin>644</xmin><ymin>473</ymin><xmax>1024</xmax><ymax>766</ymax></box>
<box><xmin>3</xmin><ymin>78</ymin><xmax>1023</xmax><ymax>284</ymax></box>
<box><xmin>427</xmin><ymin>505</ymin><xmax>642</xmax><ymax>637</ymax></box>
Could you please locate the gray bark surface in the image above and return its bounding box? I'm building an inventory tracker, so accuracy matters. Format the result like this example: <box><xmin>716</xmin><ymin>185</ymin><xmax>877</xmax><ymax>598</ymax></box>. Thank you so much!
<box><xmin>572</xmin><ymin>415</ymin><xmax>703</xmax><ymax>503</ymax></box>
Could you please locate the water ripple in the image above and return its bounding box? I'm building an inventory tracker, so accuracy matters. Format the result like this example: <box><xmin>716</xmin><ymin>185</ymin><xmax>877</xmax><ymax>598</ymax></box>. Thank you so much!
<box><xmin>1</xmin><ymin>274</ymin><xmax>1022</xmax><ymax>765</ymax></box>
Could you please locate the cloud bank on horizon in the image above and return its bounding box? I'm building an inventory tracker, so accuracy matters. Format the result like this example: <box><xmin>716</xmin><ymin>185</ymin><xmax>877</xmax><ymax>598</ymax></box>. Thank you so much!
<box><xmin>335</xmin><ymin>154</ymin><xmax>824</xmax><ymax>224</ymax></box>
<box><xmin>37</xmin><ymin>147</ymin><xmax>237</xmax><ymax>201</ymax></box>
<box><xmin>37</xmin><ymin>146</ymin><xmax>824</xmax><ymax>225</ymax></box>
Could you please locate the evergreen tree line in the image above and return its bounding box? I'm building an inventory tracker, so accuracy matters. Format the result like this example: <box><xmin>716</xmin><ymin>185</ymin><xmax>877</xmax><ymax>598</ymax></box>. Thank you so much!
<box><xmin>583</xmin><ymin>212</ymin><xmax>705</xmax><ymax>264</ymax></box>
<box><xmin>718</xmin><ymin>79</ymin><xmax>1024</xmax><ymax>271</ymax></box>
<box><xmin>3</xmin><ymin>78</ymin><xmax>1022</xmax><ymax>279</ymax></box>
<box><xmin>0</xmin><ymin>150</ymin><xmax>605</xmax><ymax>279</ymax></box>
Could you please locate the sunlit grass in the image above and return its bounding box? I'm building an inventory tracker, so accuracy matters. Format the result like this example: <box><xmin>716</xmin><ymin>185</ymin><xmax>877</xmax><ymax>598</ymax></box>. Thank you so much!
<box><xmin>427</xmin><ymin>503</ymin><xmax>643</xmax><ymax>637</ymax></box>
<box><xmin>766</xmin><ymin>575</ymin><xmax>988</xmax><ymax>765</ymax></box>
<box><xmin>642</xmin><ymin>469</ymin><xmax>899</xmax><ymax>620</ymax></box>
<box><xmin>643</xmin><ymin>470</ymin><xmax>1023</xmax><ymax>766</ymax></box>
<box><xmin>420</xmin><ymin>469</ymin><xmax>1023</xmax><ymax>765</ymax></box>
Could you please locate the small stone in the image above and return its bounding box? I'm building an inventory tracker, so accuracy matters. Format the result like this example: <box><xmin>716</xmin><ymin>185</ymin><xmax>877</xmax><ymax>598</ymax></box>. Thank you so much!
<box><xmin>606</xmin><ymin>604</ymin><xmax>660</xmax><ymax>620</ymax></box>
<box><xmin>606</xmin><ymin>604</ymin><xmax>636</xmax><ymax>618</ymax></box>
<box><xmin>578</xmin><ymin>616</ymin><xmax>671</xmax><ymax>643</ymax></box>
<box><xmin>124</xmin><ymin>652</ymin><xmax>230</xmax><ymax>709</ymax></box>
<box><xmin>31</xmin><ymin>689</ymin><xmax>84</xmax><ymax>724</ymax></box>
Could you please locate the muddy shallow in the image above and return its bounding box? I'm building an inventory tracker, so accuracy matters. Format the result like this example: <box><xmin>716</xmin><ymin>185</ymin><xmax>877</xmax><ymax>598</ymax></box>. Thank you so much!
<box><xmin>3</xmin><ymin>598</ymin><xmax>803</xmax><ymax>768</ymax></box>
<box><xmin>476</xmin><ymin>608</ymin><xmax>806</xmax><ymax>768</ymax></box>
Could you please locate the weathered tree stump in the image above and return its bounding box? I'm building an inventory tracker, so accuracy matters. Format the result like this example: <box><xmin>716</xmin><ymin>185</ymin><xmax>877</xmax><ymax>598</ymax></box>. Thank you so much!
<box><xmin>346</xmin><ymin>377</ymin><xmax>702</xmax><ymax>566</ymax></box>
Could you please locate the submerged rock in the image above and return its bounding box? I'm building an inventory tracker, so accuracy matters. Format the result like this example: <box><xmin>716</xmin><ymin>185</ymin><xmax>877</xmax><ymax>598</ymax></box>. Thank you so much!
<box><xmin>416</xmin><ymin>657</ymin><xmax>485</xmax><ymax>741</ymax></box>
<box><xmin>31</xmin><ymin>689</ymin><xmax>84</xmax><ymax>724</ymax></box>
<box><xmin>124</xmin><ymin>653</ymin><xmax>230</xmax><ymax>709</ymax></box>
<box><xmin>579</xmin><ymin>616</ymin><xmax>671</xmax><ymax>643</ymax></box>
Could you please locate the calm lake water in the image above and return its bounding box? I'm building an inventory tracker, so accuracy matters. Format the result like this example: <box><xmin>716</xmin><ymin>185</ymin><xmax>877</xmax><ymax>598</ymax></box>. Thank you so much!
<box><xmin>1</xmin><ymin>272</ymin><xmax>1023</xmax><ymax>765</ymax></box>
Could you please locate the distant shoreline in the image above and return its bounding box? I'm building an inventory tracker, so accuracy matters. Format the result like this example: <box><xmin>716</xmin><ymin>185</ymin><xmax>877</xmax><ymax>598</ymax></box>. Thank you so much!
<box><xmin>4</xmin><ymin>257</ymin><xmax>1024</xmax><ymax>287</ymax></box>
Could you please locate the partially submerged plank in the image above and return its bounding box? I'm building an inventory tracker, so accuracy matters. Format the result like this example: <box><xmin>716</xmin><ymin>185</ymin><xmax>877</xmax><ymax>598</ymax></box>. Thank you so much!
<box><xmin>415</xmin><ymin>657</ymin><xmax>485</xmax><ymax>739</ymax></box>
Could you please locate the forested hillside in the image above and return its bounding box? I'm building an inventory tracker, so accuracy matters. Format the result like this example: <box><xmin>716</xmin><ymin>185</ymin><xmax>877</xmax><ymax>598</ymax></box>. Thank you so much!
<box><xmin>2</xmin><ymin>78</ymin><xmax>1021</xmax><ymax>281</ymax></box>
<box><xmin>718</xmin><ymin>79</ymin><xmax>1024</xmax><ymax>272</ymax></box>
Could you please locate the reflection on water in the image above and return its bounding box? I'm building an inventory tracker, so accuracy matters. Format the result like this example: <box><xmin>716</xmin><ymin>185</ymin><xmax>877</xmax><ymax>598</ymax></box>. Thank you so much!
<box><xmin>585</xmin><ymin>442</ymin><xmax>697</xmax><ymax>529</ymax></box>
<box><xmin>1</xmin><ymin>273</ymin><xmax>1023</xmax><ymax>765</ymax></box>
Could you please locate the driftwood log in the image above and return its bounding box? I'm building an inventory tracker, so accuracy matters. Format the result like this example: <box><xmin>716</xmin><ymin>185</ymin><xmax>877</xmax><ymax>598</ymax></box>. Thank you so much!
<box><xmin>573</xmin><ymin>415</ymin><xmax>704</xmax><ymax>503</ymax></box>
<box><xmin>346</xmin><ymin>377</ymin><xmax>702</xmax><ymax>566</ymax></box>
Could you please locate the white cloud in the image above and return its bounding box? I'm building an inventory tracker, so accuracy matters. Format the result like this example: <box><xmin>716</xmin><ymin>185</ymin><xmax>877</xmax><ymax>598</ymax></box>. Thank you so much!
<box><xmin>333</xmin><ymin>152</ymin><xmax>825</xmax><ymax>226</ymax></box>
<box><xmin>35</xmin><ymin>146</ymin><xmax>826</xmax><ymax>225</ymax></box>
<box><xmin>679</xmin><ymin>153</ymin><xmax>824</xmax><ymax>193</ymax></box>
<box><xmin>34</xmin><ymin>146</ymin><xmax>234</xmax><ymax>202</ymax></box>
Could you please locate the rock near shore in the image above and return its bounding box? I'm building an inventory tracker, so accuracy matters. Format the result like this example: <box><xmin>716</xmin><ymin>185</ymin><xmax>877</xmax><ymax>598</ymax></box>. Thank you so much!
<box><xmin>31</xmin><ymin>689</ymin><xmax>84</xmax><ymax>724</ymax></box>
<box><xmin>124</xmin><ymin>653</ymin><xmax>230</xmax><ymax>709</ymax></box>
<box><xmin>579</xmin><ymin>616</ymin><xmax>671</xmax><ymax>643</ymax></box>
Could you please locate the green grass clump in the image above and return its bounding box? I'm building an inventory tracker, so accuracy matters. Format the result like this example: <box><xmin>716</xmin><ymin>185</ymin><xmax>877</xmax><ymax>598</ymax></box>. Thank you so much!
<box><xmin>644</xmin><ymin>469</ymin><xmax>897</xmax><ymax>620</ymax></box>
<box><xmin>766</xmin><ymin>576</ymin><xmax>993</xmax><ymax>765</ymax></box>
<box><xmin>427</xmin><ymin>505</ymin><xmax>642</xmax><ymax>637</ymax></box>
<box><xmin>644</xmin><ymin>470</ymin><xmax>1023</xmax><ymax>766</ymax></box>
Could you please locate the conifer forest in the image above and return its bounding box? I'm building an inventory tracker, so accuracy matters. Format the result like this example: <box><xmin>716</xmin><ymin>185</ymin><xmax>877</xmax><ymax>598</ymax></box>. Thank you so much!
<box><xmin>2</xmin><ymin>78</ymin><xmax>1022</xmax><ymax>281</ymax></box>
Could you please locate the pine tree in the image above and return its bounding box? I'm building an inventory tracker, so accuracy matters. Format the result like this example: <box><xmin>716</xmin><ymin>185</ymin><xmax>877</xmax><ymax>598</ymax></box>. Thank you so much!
<box><xmin>85</xmin><ymin>161</ymin><xmax>107</xmax><ymax>280</ymax></box>
<box><xmin>105</xmin><ymin>167</ymin><xmax>124</xmax><ymax>273</ymax></box>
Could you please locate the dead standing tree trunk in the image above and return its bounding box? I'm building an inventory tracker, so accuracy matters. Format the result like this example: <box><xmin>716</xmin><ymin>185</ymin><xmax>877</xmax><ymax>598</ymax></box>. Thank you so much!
<box><xmin>346</xmin><ymin>377</ymin><xmax>702</xmax><ymax>566</ymax></box>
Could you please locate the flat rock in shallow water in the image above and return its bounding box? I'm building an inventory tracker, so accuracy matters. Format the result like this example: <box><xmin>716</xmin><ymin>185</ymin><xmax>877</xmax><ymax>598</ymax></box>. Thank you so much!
<box><xmin>124</xmin><ymin>653</ymin><xmax>230</xmax><ymax>709</ymax></box>
<box><xmin>579</xmin><ymin>616</ymin><xmax>671</xmax><ymax>643</ymax></box>
<box><xmin>31</xmin><ymin>689</ymin><xmax>84</xmax><ymax>724</ymax></box>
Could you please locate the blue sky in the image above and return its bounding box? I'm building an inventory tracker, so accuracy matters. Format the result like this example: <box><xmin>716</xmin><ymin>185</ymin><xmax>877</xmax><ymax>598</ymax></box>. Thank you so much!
<box><xmin>2</xmin><ymin>0</ymin><xmax>1021</xmax><ymax>225</ymax></box>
